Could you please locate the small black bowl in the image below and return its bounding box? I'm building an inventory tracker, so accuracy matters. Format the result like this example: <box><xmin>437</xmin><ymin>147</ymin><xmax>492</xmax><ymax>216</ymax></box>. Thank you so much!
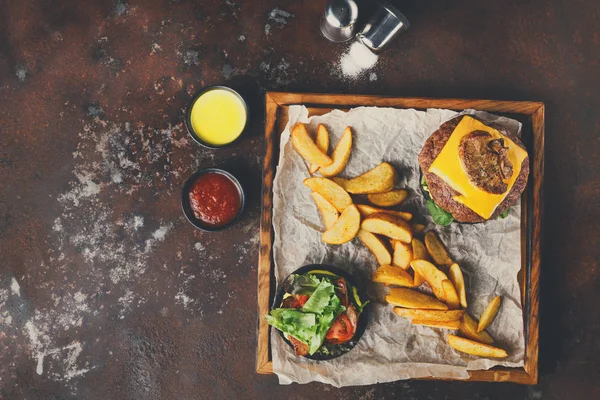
<box><xmin>181</xmin><ymin>168</ymin><xmax>245</xmax><ymax>231</ymax></box>
<box><xmin>184</xmin><ymin>86</ymin><xmax>249</xmax><ymax>149</ymax></box>
<box><xmin>272</xmin><ymin>264</ymin><xmax>370</xmax><ymax>361</ymax></box>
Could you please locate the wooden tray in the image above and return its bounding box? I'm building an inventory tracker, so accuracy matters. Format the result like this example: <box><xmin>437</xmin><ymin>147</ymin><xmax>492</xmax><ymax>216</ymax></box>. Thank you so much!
<box><xmin>256</xmin><ymin>92</ymin><xmax>543</xmax><ymax>384</ymax></box>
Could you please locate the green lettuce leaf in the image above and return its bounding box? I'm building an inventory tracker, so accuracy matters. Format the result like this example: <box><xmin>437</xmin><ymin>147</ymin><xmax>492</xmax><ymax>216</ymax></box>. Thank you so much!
<box><xmin>309</xmin><ymin>295</ymin><xmax>343</xmax><ymax>354</ymax></box>
<box><xmin>302</xmin><ymin>279</ymin><xmax>336</xmax><ymax>314</ymax></box>
<box><xmin>426</xmin><ymin>199</ymin><xmax>454</xmax><ymax>226</ymax></box>
<box><xmin>289</xmin><ymin>273</ymin><xmax>321</xmax><ymax>295</ymax></box>
<box><xmin>265</xmin><ymin>309</ymin><xmax>317</xmax><ymax>345</ymax></box>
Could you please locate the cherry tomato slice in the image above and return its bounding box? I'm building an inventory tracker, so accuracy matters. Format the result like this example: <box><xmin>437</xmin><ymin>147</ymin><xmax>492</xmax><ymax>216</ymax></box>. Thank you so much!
<box><xmin>325</xmin><ymin>312</ymin><xmax>355</xmax><ymax>344</ymax></box>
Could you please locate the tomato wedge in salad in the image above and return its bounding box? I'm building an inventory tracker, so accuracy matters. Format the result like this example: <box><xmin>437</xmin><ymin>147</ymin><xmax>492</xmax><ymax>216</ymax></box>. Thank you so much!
<box><xmin>325</xmin><ymin>307</ymin><xmax>357</xmax><ymax>344</ymax></box>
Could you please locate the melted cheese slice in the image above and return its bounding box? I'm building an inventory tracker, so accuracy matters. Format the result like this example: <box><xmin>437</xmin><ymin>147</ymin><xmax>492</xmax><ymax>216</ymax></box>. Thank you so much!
<box><xmin>428</xmin><ymin>116</ymin><xmax>527</xmax><ymax>219</ymax></box>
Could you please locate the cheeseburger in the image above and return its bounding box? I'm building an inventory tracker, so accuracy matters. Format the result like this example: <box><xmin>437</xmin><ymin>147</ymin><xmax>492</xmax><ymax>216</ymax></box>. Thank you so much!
<box><xmin>418</xmin><ymin>115</ymin><xmax>529</xmax><ymax>224</ymax></box>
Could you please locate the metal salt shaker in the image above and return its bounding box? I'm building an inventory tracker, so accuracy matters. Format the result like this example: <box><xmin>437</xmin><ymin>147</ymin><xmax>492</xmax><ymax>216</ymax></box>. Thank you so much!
<box><xmin>320</xmin><ymin>0</ymin><xmax>359</xmax><ymax>43</ymax></box>
<box><xmin>357</xmin><ymin>2</ymin><xmax>410</xmax><ymax>52</ymax></box>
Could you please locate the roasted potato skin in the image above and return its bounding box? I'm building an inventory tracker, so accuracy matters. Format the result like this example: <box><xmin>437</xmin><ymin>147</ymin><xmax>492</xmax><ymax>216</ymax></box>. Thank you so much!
<box><xmin>392</xmin><ymin>240</ymin><xmax>412</xmax><ymax>270</ymax></box>
<box><xmin>361</xmin><ymin>213</ymin><xmax>413</xmax><ymax>243</ymax></box>
<box><xmin>424</xmin><ymin>231</ymin><xmax>454</xmax><ymax>266</ymax></box>
<box><xmin>410</xmin><ymin>260</ymin><xmax>451</xmax><ymax>301</ymax></box>
<box><xmin>311</xmin><ymin>192</ymin><xmax>339</xmax><ymax>229</ymax></box>
<box><xmin>309</xmin><ymin>124</ymin><xmax>330</xmax><ymax>173</ymax></box>
<box><xmin>322</xmin><ymin>204</ymin><xmax>361</xmax><ymax>244</ymax></box>
<box><xmin>367</xmin><ymin>190</ymin><xmax>408</xmax><ymax>207</ymax></box>
<box><xmin>304</xmin><ymin>177</ymin><xmax>352</xmax><ymax>212</ymax></box>
<box><xmin>386</xmin><ymin>288</ymin><xmax>448</xmax><ymax>310</ymax></box>
<box><xmin>356</xmin><ymin>204</ymin><xmax>412</xmax><ymax>221</ymax></box>
<box><xmin>393</xmin><ymin>308</ymin><xmax>465</xmax><ymax>322</ymax></box>
<box><xmin>319</xmin><ymin>127</ymin><xmax>353</xmax><ymax>177</ymax></box>
<box><xmin>291</xmin><ymin>123</ymin><xmax>332</xmax><ymax>166</ymax></box>
<box><xmin>478</xmin><ymin>296</ymin><xmax>501</xmax><ymax>333</ymax></box>
<box><xmin>447</xmin><ymin>334</ymin><xmax>507</xmax><ymax>359</ymax></box>
<box><xmin>358</xmin><ymin>229</ymin><xmax>392</xmax><ymax>266</ymax></box>
<box><xmin>448</xmin><ymin>263</ymin><xmax>467</xmax><ymax>308</ymax></box>
<box><xmin>343</xmin><ymin>162</ymin><xmax>397</xmax><ymax>194</ymax></box>
<box><xmin>372</xmin><ymin>265</ymin><xmax>415</xmax><ymax>287</ymax></box>
<box><xmin>459</xmin><ymin>314</ymin><xmax>494</xmax><ymax>345</ymax></box>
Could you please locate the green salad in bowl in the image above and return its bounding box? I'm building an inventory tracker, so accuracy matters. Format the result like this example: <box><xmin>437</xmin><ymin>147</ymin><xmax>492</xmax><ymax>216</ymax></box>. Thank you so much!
<box><xmin>265</xmin><ymin>265</ymin><xmax>369</xmax><ymax>360</ymax></box>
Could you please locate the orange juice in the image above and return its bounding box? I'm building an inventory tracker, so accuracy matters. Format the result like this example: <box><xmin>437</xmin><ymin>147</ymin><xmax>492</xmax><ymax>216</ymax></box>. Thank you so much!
<box><xmin>189</xmin><ymin>88</ymin><xmax>247</xmax><ymax>146</ymax></box>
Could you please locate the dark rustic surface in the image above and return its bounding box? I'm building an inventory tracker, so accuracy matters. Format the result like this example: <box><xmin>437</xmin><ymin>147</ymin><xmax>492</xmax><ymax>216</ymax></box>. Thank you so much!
<box><xmin>0</xmin><ymin>0</ymin><xmax>598</xmax><ymax>399</ymax></box>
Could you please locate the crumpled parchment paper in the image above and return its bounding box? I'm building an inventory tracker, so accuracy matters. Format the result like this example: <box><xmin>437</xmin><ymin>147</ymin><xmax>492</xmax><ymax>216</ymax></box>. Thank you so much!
<box><xmin>271</xmin><ymin>105</ymin><xmax>525</xmax><ymax>386</ymax></box>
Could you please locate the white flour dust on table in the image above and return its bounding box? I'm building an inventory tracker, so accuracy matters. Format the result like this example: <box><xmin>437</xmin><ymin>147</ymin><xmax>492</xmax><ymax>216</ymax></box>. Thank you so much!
<box><xmin>0</xmin><ymin>113</ymin><xmax>245</xmax><ymax>393</ymax></box>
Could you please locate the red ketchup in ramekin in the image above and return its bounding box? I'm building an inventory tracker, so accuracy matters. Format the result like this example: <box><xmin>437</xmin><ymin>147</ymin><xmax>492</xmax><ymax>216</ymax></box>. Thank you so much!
<box><xmin>188</xmin><ymin>172</ymin><xmax>242</xmax><ymax>228</ymax></box>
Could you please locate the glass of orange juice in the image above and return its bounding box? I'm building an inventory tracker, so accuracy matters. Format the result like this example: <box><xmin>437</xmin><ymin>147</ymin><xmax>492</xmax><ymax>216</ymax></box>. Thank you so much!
<box><xmin>185</xmin><ymin>86</ymin><xmax>249</xmax><ymax>148</ymax></box>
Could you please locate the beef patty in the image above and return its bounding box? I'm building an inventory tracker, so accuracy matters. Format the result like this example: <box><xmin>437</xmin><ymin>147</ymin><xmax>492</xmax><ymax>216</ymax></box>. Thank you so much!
<box><xmin>418</xmin><ymin>115</ymin><xmax>529</xmax><ymax>223</ymax></box>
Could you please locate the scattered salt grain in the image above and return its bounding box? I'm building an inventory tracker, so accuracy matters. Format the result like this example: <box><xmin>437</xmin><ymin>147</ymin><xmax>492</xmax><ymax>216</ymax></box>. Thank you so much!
<box><xmin>339</xmin><ymin>41</ymin><xmax>378</xmax><ymax>78</ymax></box>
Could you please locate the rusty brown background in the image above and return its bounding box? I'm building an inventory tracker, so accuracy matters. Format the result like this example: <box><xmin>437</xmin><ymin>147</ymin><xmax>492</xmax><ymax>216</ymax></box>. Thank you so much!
<box><xmin>0</xmin><ymin>0</ymin><xmax>599</xmax><ymax>399</ymax></box>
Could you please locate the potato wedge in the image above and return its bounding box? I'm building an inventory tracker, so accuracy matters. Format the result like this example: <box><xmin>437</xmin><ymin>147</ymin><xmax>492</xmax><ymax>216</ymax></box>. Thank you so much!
<box><xmin>410</xmin><ymin>260</ymin><xmax>450</xmax><ymax>301</ymax></box>
<box><xmin>442</xmin><ymin>279</ymin><xmax>460</xmax><ymax>310</ymax></box>
<box><xmin>322</xmin><ymin>204</ymin><xmax>360</xmax><ymax>244</ymax></box>
<box><xmin>447</xmin><ymin>334</ymin><xmax>507</xmax><ymax>358</ymax></box>
<box><xmin>392</xmin><ymin>240</ymin><xmax>412</xmax><ymax>270</ymax></box>
<box><xmin>311</xmin><ymin>192</ymin><xmax>339</xmax><ymax>229</ymax></box>
<box><xmin>393</xmin><ymin>308</ymin><xmax>465</xmax><ymax>322</ymax></box>
<box><xmin>411</xmin><ymin>238</ymin><xmax>428</xmax><ymax>286</ymax></box>
<box><xmin>424</xmin><ymin>231</ymin><xmax>453</xmax><ymax>266</ymax></box>
<box><xmin>356</xmin><ymin>204</ymin><xmax>412</xmax><ymax>221</ymax></box>
<box><xmin>358</xmin><ymin>229</ymin><xmax>391</xmax><ymax>265</ymax></box>
<box><xmin>309</xmin><ymin>124</ymin><xmax>330</xmax><ymax>173</ymax></box>
<box><xmin>459</xmin><ymin>314</ymin><xmax>494</xmax><ymax>345</ymax></box>
<box><xmin>331</xmin><ymin>177</ymin><xmax>349</xmax><ymax>189</ymax></box>
<box><xmin>304</xmin><ymin>177</ymin><xmax>352</xmax><ymax>212</ymax></box>
<box><xmin>361</xmin><ymin>213</ymin><xmax>412</xmax><ymax>243</ymax></box>
<box><xmin>411</xmin><ymin>238</ymin><xmax>429</xmax><ymax>261</ymax></box>
<box><xmin>319</xmin><ymin>127</ymin><xmax>353</xmax><ymax>177</ymax></box>
<box><xmin>367</xmin><ymin>189</ymin><xmax>408</xmax><ymax>207</ymax></box>
<box><xmin>448</xmin><ymin>263</ymin><xmax>467</xmax><ymax>308</ymax></box>
<box><xmin>413</xmin><ymin>271</ymin><xmax>425</xmax><ymax>287</ymax></box>
<box><xmin>343</xmin><ymin>162</ymin><xmax>397</xmax><ymax>194</ymax></box>
<box><xmin>291</xmin><ymin>123</ymin><xmax>332</xmax><ymax>167</ymax></box>
<box><xmin>412</xmin><ymin>223</ymin><xmax>425</xmax><ymax>234</ymax></box>
<box><xmin>478</xmin><ymin>296</ymin><xmax>501</xmax><ymax>332</ymax></box>
<box><xmin>386</xmin><ymin>288</ymin><xmax>448</xmax><ymax>310</ymax></box>
<box><xmin>373</xmin><ymin>265</ymin><xmax>414</xmax><ymax>287</ymax></box>
<box><xmin>411</xmin><ymin>319</ymin><xmax>461</xmax><ymax>330</ymax></box>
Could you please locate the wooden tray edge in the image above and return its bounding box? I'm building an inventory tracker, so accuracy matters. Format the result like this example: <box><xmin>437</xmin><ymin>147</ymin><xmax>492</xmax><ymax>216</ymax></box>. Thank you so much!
<box><xmin>256</xmin><ymin>93</ymin><xmax>279</xmax><ymax>374</ymax></box>
<box><xmin>257</xmin><ymin>360</ymin><xmax>536</xmax><ymax>384</ymax></box>
<box><xmin>267</xmin><ymin>92</ymin><xmax>543</xmax><ymax>114</ymax></box>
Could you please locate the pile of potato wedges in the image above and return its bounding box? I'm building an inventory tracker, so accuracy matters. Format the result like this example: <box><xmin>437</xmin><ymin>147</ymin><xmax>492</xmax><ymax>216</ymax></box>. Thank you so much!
<box><xmin>292</xmin><ymin>122</ymin><xmax>412</xmax><ymax>246</ymax></box>
<box><xmin>379</xmin><ymin>231</ymin><xmax>507</xmax><ymax>359</ymax></box>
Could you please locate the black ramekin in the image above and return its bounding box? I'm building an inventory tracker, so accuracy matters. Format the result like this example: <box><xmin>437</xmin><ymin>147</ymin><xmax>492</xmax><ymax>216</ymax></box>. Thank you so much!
<box><xmin>181</xmin><ymin>168</ymin><xmax>245</xmax><ymax>231</ymax></box>
<box><xmin>184</xmin><ymin>86</ymin><xmax>249</xmax><ymax>149</ymax></box>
